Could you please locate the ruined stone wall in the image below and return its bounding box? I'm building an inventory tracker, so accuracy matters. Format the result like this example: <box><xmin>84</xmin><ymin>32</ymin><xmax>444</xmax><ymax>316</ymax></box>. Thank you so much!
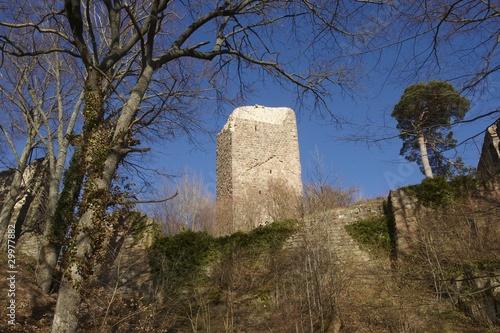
<box><xmin>477</xmin><ymin>119</ymin><xmax>500</xmax><ymax>180</ymax></box>
<box><xmin>216</xmin><ymin>106</ymin><xmax>302</xmax><ymax>232</ymax></box>
<box><xmin>287</xmin><ymin>198</ymin><xmax>386</xmax><ymax>264</ymax></box>
<box><xmin>96</xmin><ymin>212</ymin><xmax>158</xmax><ymax>303</ymax></box>
<box><xmin>0</xmin><ymin>157</ymin><xmax>49</xmax><ymax>259</ymax></box>
<box><xmin>0</xmin><ymin>159</ymin><xmax>156</xmax><ymax>304</ymax></box>
<box><xmin>388</xmin><ymin>185</ymin><xmax>500</xmax><ymax>325</ymax></box>
<box><xmin>388</xmin><ymin>188</ymin><xmax>431</xmax><ymax>256</ymax></box>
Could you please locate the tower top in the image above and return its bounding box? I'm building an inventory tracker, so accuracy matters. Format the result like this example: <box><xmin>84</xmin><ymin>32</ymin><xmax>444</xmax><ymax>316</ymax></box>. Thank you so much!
<box><xmin>222</xmin><ymin>106</ymin><xmax>294</xmax><ymax>131</ymax></box>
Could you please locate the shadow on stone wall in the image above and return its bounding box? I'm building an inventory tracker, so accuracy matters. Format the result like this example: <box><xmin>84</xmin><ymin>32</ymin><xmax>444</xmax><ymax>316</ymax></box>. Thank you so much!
<box><xmin>0</xmin><ymin>157</ymin><xmax>50</xmax><ymax>260</ymax></box>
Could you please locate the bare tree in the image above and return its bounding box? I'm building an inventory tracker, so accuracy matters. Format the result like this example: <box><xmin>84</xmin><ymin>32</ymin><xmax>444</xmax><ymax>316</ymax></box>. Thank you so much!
<box><xmin>341</xmin><ymin>1</ymin><xmax>500</xmax><ymax>149</ymax></box>
<box><xmin>0</xmin><ymin>49</ymin><xmax>82</xmax><ymax>255</ymax></box>
<box><xmin>387</xmin><ymin>1</ymin><xmax>500</xmax><ymax>96</ymax></box>
<box><xmin>303</xmin><ymin>147</ymin><xmax>358</xmax><ymax>214</ymax></box>
<box><xmin>153</xmin><ymin>169</ymin><xmax>215</xmax><ymax>234</ymax></box>
<box><xmin>35</xmin><ymin>51</ymin><xmax>83</xmax><ymax>293</ymax></box>
<box><xmin>0</xmin><ymin>55</ymin><xmax>43</xmax><ymax>244</ymax></box>
<box><xmin>0</xmin><ymin>1</ymin><xmax>388</xmax><ymax>331</ymax></box>
<box><xmin>0</xmin><ymin>29</ymin><xmax>83</xmax><ymax>292</ymax></box>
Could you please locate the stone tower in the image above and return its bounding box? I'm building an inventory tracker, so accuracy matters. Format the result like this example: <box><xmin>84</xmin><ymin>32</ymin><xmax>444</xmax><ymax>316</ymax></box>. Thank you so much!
<box><xmin>216</xmin><ymin>105</ymin><xmax>302</xmax><ymax>233</ymax></box>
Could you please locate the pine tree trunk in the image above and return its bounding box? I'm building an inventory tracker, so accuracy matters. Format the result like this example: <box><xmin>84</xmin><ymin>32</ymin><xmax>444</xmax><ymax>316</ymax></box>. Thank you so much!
<box><xmin>417</xmin><ymin>131</ymin><xmax>434</xmax><ymax>178</ymax></box>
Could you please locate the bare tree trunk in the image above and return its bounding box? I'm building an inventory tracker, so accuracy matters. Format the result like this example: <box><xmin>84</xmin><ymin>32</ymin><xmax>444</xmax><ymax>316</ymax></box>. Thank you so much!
<box><xmin>37</xmin><ymin>241</ymin><xmax>59</xmax><ymax>292</ymax></box>
<box><xmin>51</xmin><ymin>66</ymin><xmax>153</xmax><ymax>333</ymax></box>
<box><xmin>50</xmin><ymin>145</ymin><xmax>121</xmax><ymax>333</ymax></box>
<box><xmin>37</xmin><ymin>166</ymin><xmax>65</xmax><ymax>292</ymax></box>
<box><xmin>417</xmin><ymin>131</ymin><xmax>434</xmax><ymax>178</ymax></box>
<box><xmin>37</xmin><ymin>70</ymin><xmax>83</xmax><ymax>292</ymax></box>
<box><xmin>38</xmin><ymin>148</ymin><xmax>85</xmax><ymax>293</ymax></box>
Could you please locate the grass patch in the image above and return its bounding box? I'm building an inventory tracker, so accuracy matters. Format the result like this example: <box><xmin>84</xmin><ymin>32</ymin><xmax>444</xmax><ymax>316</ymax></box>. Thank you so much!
<box><xmin>345</xmin><ymin>215</ymin><xmax>391</xmax><ymax>256</ymax></box>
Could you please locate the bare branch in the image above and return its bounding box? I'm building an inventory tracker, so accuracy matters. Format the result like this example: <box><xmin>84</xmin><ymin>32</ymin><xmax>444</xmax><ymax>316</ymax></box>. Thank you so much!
<box><xmin>121</xmin><ymin>190</ymin><xmax>179</xmax><ymax>205</ymax></box>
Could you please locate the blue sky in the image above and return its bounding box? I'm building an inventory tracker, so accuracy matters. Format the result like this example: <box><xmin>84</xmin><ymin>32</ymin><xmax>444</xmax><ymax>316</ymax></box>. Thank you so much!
<box><xmin>139</xmin><ymin>2</ymin><xmax>500</xmax><ymax>201</ymax></box>
<box><xmin>1</xmin><ymin>2</ymin><xmax>496</xmax><ymax>203</ymax></box>
<box><xmin>151</xmin><ymin>75</ymin><xmax>497</xmax><ymax>200</ymax></box>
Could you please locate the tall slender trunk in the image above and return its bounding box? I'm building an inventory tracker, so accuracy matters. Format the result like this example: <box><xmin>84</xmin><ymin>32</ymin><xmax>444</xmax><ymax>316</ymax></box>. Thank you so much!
<box><xmin>417</xmin><ymin>131</ymin><xmax>434</xmax><ymax>178</ymax></box>
<box><xmin>37</xmin><ymin>149</ymin><xmax>85</xmax><ymax>293</ymax></box>
<box><xmin>37</xmin><ymin>90</ymin><xmax>83</xmax><ymax>293</ymax></box>
<box><xmin>37</xmin><ymin>161</ymin><xmax>64</xmax><ymax>293</ymax></box>
<box><xmin>51</xmin><ymin>66</ymin><xmax>153</xmax><ymax>333</ymax></box>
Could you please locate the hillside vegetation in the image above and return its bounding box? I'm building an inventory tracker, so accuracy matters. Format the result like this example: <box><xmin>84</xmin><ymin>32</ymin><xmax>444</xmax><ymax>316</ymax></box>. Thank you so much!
<box><xmin>142</xmin><ymin>175</ymin><xmax>499</xmax><ymax>333</ymax></box>
<box><xmin>2</xmin><ymin>176</ymin><xmax>499</xmax><ymax>333</ymax></box>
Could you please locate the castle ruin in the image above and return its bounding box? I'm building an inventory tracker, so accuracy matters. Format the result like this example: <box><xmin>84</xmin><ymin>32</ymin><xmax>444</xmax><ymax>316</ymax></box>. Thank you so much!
<box><xmin>216</xmin><ymin>106</ymin><xmax>302</xmax><ymax>232</ymax></box>
<box><xmin>477</xmin><ymin>119</ymin><xmax>500</xmax><ymax>180</ymax></box>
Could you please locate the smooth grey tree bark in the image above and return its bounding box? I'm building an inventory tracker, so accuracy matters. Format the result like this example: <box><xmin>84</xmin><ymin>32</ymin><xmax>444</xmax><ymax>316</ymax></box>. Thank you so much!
<box><xmin>36</xmin><ymin>86</ymin><xmax>83</xmax><ymax>293</ymax></box>
<box><xmin>417</xmin><ymin>131</ymin><xmax>434</xmax><ymax>178</ymax></box>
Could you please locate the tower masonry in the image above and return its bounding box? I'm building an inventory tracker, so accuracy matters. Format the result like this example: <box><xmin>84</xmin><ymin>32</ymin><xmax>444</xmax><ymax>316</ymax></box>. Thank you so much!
<box><xmin>216</xmin><ymin>105</ymin><xmax>302</xmax><ymax>232</ymax></box>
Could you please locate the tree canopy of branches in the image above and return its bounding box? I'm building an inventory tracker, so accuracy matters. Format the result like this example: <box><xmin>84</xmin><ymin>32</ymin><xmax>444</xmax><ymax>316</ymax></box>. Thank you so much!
<box><xmin>0</xmin><ymin>46</ymin><xmax>83</xmax><ymax>293</ymax></box>
<box><xmin>0</xmin><ymin>1</ymin><xmax>382</xmax><ymax>332</ymax></box>
<box><xmin>1</xmin><ymin>1</ymin><xmax>498</xmax><ymax>332</ymax></box>
<box><xmin>383</xmin><ymin>1</ymin><xmax>500</xmax><ymax>96</ymax></box>
<box><xmin>392</xmin><ymin>80</ymin><xmax>471</xmax><ymax>178</ymax></box>
<box><xmin>344</xmin><ymin>1</ymin><xmax>499</xmax><ymax>148</ymax></box>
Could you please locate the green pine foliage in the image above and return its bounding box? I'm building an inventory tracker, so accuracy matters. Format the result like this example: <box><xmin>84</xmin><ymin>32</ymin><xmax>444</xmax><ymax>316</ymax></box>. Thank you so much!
<box><xmin>392</xmin><ymin>80</ymin><xmax>471</xmax><ymax>177</ymax></box>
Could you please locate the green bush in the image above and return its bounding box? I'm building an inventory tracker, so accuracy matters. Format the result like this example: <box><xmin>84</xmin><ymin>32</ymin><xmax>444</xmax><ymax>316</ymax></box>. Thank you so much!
<box><xmin>345</xmin><ymin>215</ymin><xmax>391</xmax><ymax>255</ymax></box>
<box><xmin>150</xmin><ymin>219</ymin><xmax>299</xmax><ymax>291</ymax></box>
<box><xmin>404</xmin><ymin>175</ymin><xmax>476</xmax><ymax>208</ymax></box>
<box><xmin>149</xmin><ymin>230</ymin><xmax>218</xmax><ymax>287</ymax></box>
<box><xmin>219</xmin><ymin>219</ymin><xmax>299</xmax><ymax>256</ymax></box>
